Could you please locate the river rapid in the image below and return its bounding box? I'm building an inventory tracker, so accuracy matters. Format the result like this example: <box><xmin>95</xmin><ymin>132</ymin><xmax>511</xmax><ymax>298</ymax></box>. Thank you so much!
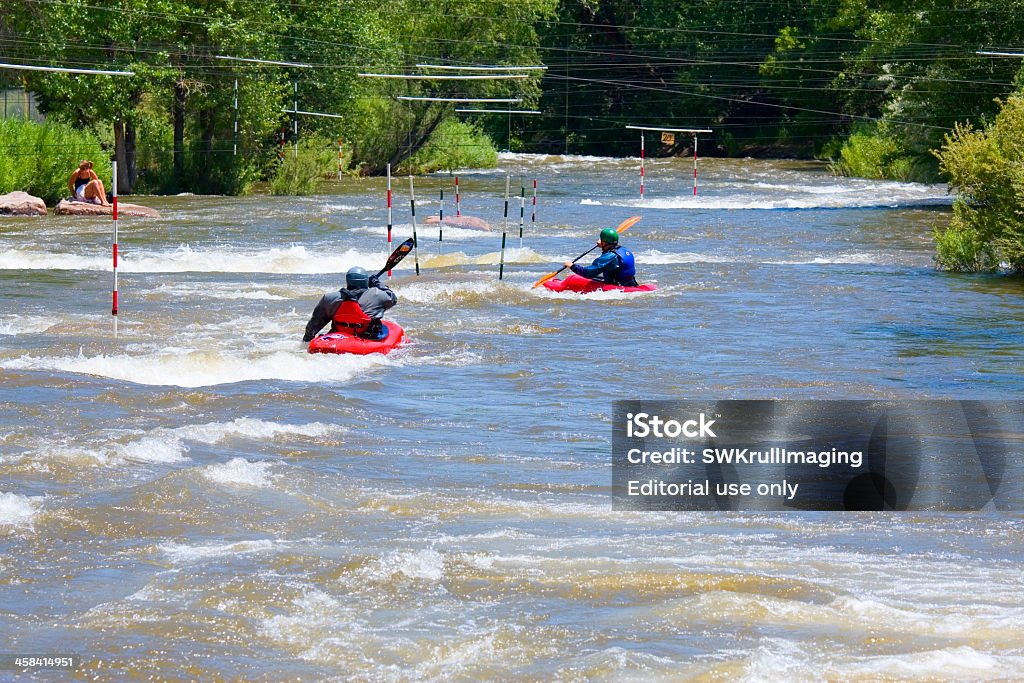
<box><xmin>1</xmin><ymin>154</ymin><xmax>1022</xmax><ymax>681</ymax></box>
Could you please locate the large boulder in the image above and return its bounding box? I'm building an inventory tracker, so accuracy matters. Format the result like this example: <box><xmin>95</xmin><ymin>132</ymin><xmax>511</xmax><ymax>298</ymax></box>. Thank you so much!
<box><xmin>0</xmin><ymin>191</ymin><xmax>48</xmax><ymax>216</ymax></box>
<box><xmin>424</xmin><ymin>214</ymin><xmax>491</xmax><ymax>231</ymax></box>
<box><xmin>54</xmin><ymin>199</ymin><xmax>161</xmax><ymax>218</ymax></box>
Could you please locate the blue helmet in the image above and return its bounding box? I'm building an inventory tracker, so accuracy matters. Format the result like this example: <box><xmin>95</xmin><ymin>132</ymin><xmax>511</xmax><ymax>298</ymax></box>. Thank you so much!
<box><xmin>346</xmin><ymin>266</ymin><xmax>369</xmax><ymax>289</ymax></box>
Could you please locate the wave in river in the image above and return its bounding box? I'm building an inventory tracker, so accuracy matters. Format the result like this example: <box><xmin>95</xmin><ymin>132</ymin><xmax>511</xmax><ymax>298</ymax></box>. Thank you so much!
<box><xmin>583</xmin><ymin>193</ymin><xmax>952</xmax><ymax>210</ymax></box>
<box><xmin>0</xmin><ymin>244</ymin><xmax>548</xmax><ymax>274</ymax></box>
<box><xmin>1</xmin><ymin>348</ymin><xmax>396</xmax><ymax>387</ymax></box>
<box><xmin>0</xmin><ymin>491</ymin><xmax>43</xmax><ymax>530</ymax></box>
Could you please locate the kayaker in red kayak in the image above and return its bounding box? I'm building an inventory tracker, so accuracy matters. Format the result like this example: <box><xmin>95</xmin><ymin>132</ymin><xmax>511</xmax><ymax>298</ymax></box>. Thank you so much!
<box><xmin>563</xmin><ymin>227</ymin><xmax>639</xmax><ymax>287</ymax></box>
<box><xmin>303</xmin><ymin>267</ymin><xmax>398</xmax><ymax>342</ymax></box>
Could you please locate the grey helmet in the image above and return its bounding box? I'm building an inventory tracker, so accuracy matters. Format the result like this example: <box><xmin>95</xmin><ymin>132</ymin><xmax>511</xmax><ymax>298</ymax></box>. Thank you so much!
<box><xmin>346</xmin><ymin>266</ymin><xmax>369</xmax><ymax>290</ymax></box>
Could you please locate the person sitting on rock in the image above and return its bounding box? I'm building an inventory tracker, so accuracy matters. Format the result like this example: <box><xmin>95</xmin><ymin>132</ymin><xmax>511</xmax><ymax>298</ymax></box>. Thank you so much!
<box><xmin>67</xmin><ymin>160</ymin><xmax>110</xmax><ymax>206</ymax></box>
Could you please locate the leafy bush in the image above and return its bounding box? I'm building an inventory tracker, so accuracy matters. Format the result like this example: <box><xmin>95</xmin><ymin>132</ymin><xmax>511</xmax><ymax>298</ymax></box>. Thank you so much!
<box><xmin>934</xmin><ymin>95</ymin><xmax>1024</xmax><ymax>273</ymax></box>
<box><xmin>270</xmin><ymin>135</ymin><xmax>335</xmax><ymax>196</ymax></box>
<box><xmin>933</xmin><ymin>223</ymin><xmax>996</xmax><ymax>273</ymax></box>
<box><xmin>404</xmin><ymin>119</ymin><xmax>498</xmax><ymax>174</ymax></box>
<box><xmin>0</xmin><ymin>117</ymin><xmax>109</xmax><ymax>204</ymax></box>
<box><xmin>828</xmin><ymin>123</ymin><xmax>916</xmax><ymax>181</ymax></box>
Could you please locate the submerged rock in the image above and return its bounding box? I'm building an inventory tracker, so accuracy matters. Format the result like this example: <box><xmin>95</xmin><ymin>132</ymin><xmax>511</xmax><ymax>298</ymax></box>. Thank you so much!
<box><xmin>54</xmin><ymin>199</ymin><xmax>161</xmax><ymax>218</ymax></box>
<box><xmin>0</xmin><ymin>191</ymin><xmax>48</xmax><ymax>216</ymax></box>
<box><xmin>424</xmin><ymin>214</ymin><xmax>491</xmax><ymax>231</ymax></box>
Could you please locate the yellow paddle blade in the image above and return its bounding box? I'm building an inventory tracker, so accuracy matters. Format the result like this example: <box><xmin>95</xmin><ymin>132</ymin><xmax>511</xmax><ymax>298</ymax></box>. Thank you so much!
<box><xmin>532</xmin><ymin>271</ymin><xmax>560</xmax><ymax>288</ymax></box>
<box><xmin>616</xmin><ymin>215</ymin><xmax>642</xmax><ymax>233</ymax></box>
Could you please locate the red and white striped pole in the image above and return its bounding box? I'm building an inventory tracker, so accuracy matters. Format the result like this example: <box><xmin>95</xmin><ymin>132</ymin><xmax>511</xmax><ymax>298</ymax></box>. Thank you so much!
<box><xmin>693</xmin><ymin>134</ymin><xmax>698</xmax><ymax>198</ymax></box>
<box><xmin>386</xmin><ymin>163</ymin><xmax>393</xmax><ymax>277</ymax></box>
<box><xmin>337</xmin><ymin>138</ymin><xmax>343</xmax><ymax>180</ymax></box>
<box><xmin>111</xmin><ymin>160</ymin><xmax>119</xmax><ymax>335</ymax></box>
<box><xmin>455</xmin><ymin>175</ymin><xmax>461</xmax><ymax>217</ymax></box>
<box><xmin>639</xmin><ymin>134</ymin><xmax>645</xmax><ymax>201</ymax></box>
<box><xmin>518</xmin><ymin>184</ymin><xmax>525</xmax><ymax>249</ymax></box>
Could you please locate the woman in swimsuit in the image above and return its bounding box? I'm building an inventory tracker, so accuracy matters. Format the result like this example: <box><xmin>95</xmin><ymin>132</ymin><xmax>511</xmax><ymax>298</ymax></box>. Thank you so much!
<box><xmin>67</xmin><ymin>160</ymin><xmax>110</xmax><ymax>205</ymax></box>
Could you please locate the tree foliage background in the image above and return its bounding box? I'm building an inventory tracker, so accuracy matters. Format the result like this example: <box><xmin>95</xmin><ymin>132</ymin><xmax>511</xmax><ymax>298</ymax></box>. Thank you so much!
<box><xmin>1</xmin><ymin>0</ymin><xmax>1023</xmax><ymax>200</ymax></box>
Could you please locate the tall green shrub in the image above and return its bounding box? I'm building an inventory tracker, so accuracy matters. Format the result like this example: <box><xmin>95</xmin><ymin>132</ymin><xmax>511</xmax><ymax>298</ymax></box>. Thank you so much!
<box><xmin>270</xmin><ymin>135</ymin><xmax>335</xmax><ymax>196</ymax></box>
<box><xmin>934</xmin><ymin>96</ymin><xmax>1024</xmax><ymax>273</ymax></box>
<box><xmin>828</xmin><ymin>122</ymin><xmax>928</xmax><ymax>181</ymax></box>
<box><xmin>404</xmin><ymin>119</ymin><xmax>498</xmax><ymax>174</ymax></box>
<box><xmin>0</xmin><ymin>118</ymin><xmax>109</xmax><ymax>204</ymax></box>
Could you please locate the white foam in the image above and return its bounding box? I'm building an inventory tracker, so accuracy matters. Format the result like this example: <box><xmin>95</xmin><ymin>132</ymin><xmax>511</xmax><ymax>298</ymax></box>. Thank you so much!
<box><xmin>534</xmin><ymin>286</ymin><xmax>661</xmax><ymax>301</ymax></box>
<box><xmin>117</xmin><ymin>434</ymin><xmax>190</xmax><ymax>464</ymax></box>
<box><xmin>161</xmin><ymin>538</ymin><xmax>279</xmax><ymax>563</ymax></box>
<box><xmin>203</xmin><ymin>458</ymin><xmax>274</xmax><ymax>488</ymax></box>
<box><xmin>366</xmin><ymin>548</ymin><xmax>446</xmax><ymax>583</ymax></box>
<box><xmin>2</xmin><ymin>348</ymin><xmax>393</xmax><ymax>387</ymax></box>
<box><xmin>397</xmin><ymin>279</ymin><xmax>503</xmax><ymax>304</ymax></box>
<box><xmin>0</xmin><ymin>315</ymin><xmax>58</xmax><ymax>335</ymax></box>
<box><xmin>0</xmin><ymin>248</ymin><xmax>109</xmax><ymax>271</ymax></box>
<box><xmin>148</xmin><ymin>282</ymin><xmax>290</xmax><ymax>301</ymax></box>
<box><xmin>54</xmin><ymin>418</ymin><xmax>339</xmax><ymax>467</ymax></box>
<box><xmin>352</xmin><ymin>224</ymin><xmax>495</xmax><ymax>241</ymax></box>
<box><xmin>637</xmin><ymin>249</ymin><xmax>893</xmax><ymax>266</ymax></box>
<box><xmin>413</xmin><ymin>247</ymin><xmax>546</xmax><ymax>269</ymax></box>
<box><xmin>738</xmin><ymin>640</ymin><xmax>1017</xmax><ymax>681</ymax></box>
<box><xmin>322</xmin><ymin>203</ymin><xmax>367</xmax><ymax>212</ymax></box>
<box><xmin>587</xmin><ymin>193</ymin><xmax>952</xmax><ymax>210</ymax></box>
<box><xmin>0</xmin><ymin>245</ymin><xmax>418</xmax><ymax>275</ymax></box>
<box><xmin>0</xmin><ymin>491</ymin><xmax>42</xmax><ymax>529</ymax></box>
<box><xmin>640</xmin><ymin>250</ymin><xmax>733</xmax><ymax>265</ymax></box>
<box><xmin>183</xmin><ymin>417</ymin><xmax>339</xmax><ymax>444</ymax></box>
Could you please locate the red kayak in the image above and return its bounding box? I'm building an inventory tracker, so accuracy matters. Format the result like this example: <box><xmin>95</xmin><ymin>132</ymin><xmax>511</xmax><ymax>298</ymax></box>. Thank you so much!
<box><xmin>308</xmin><ymin>321</ymin><xmax>405</xmax><ymax>355</ymax></box>
<box><xmin>542</xmin><ymin>274</ymin><xmax>657</xmax><ymax>294</ymax></box>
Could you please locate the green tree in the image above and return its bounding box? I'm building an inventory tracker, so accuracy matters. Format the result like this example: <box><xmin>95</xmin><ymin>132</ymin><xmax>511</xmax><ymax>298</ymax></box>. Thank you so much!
<box><xmin>934</xmin><ymin>95</ymin><xmax>1024</xmax><ymax>273</ymax></box>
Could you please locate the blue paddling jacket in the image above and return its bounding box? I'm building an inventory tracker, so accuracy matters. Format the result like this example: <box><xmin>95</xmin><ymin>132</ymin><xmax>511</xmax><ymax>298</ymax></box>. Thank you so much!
<box><xmin>571</xmin><ymin>246</ymin><xmax>638</xmax><ymax>286</ymax></box>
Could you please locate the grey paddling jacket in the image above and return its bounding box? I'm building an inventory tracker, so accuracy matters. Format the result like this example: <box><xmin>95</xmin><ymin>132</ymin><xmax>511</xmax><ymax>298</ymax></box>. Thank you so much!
<box><xmin>302</xmin><ymin>282</ymin><xmax>397</xmax><ymax>342</ymax></box>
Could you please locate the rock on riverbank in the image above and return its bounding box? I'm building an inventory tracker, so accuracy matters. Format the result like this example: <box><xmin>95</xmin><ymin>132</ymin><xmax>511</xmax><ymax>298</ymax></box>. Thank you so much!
<box><xmin>54</xmin><ymin>199</ymin><xmax>161</xmax><ymax>218</ymax></box>
<box><xmin>0</xmin><ymin>191</ymin><xmax>48</xmax><ymax>216</ymax></box>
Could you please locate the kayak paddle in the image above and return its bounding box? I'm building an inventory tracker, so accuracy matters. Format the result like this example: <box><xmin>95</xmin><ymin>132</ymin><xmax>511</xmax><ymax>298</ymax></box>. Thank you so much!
<box><xmin>532</xmin><ymin>215</ymin><xmax>642</xmax><ymax>288</ymax></box>
<box><xmin>376</xmin><ymin>237</ymin><xmax>415</xmax><ymax>279</ymax></box>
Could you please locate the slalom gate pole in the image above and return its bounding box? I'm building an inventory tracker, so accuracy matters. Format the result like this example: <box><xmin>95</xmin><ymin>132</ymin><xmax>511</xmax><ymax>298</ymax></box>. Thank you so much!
<box><xmin>531</xmin><ymin>179</ymin><xmax>537</xmax><ymax>234</ymax></box>
<box><xmin>640</xmin><ymin>133</ymin><xmax>645</xmax><ymax>201</ymax></box>
<box><xmin>693</xmin><ymin>134</ymin><xmax>699</xmax><ymax>198</ymax></box>
<box><xmin>278</xmin><ymin>126</ymin><xmax>285</xmax><ymax>160</ymax></box>
<box><xmin>455</xmin><ymin>175</ymin><xmax>461</xmax><ymax>217</ymax></box>
<box><xmin>386</xmin><ymin>164</ymin><xmax>393</xmax><ymax>277</ymax></box>
<box><xmin>518</xmin><ymin>183</ymin><xmax>525</xmax><ymax>249</ymax></box>
<box><xmin>338</xmin><ymin>138</ymin><xmax>343</xmax><ymax>180</ymax></box>
<box><xmin>409</xmin><ymin>174</ymin><xmax>420</xmax><ymax>276</ymax></box>
<box><xmin>499</xmin><ymin>175</ymin><xmax>510</xmax><ymax>281</ymax></box>
<box><xmin>111</xmin><ymin>160</ymin><xmax>119</xmax><ymax>337</ymax></box>
<box><xmin>438</xmin><ymin>187</ymin><xmax>444</xmax><ymax>253</ymax></box>
<box><xmin>233</xmin><ymin>79</ymin><xmax>238</xmax><ymax>156</ymax></box>
<box><xmin>292</xmin><ymin>81</ymin><xmax>298</xmax><ymax>158</ymax></box>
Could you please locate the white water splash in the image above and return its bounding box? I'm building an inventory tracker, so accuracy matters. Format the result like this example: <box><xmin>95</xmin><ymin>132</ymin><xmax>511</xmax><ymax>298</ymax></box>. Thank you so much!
<box><xmin>2</xmin><ymin>348</ymin><xmax>394</xmax><ymax>387</ymax></box>
<box><xmin>204</xmin><ymin>458</ymin><xmax>275</xmax><ymax>488</ymax></box>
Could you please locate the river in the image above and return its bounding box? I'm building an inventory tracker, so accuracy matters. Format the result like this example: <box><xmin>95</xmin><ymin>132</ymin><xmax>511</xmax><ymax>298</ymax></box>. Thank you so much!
<box><xmin>1</xmin><ymin>154</ymin><xmax>1022</xmax><ymax>680</ymax></box>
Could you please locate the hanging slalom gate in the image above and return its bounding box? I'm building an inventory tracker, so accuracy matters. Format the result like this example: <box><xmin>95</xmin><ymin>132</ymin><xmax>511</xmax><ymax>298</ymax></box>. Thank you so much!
<box><xmin>625</xmin><ymin>125</ymin><xmax>713</xmax><ymax>199</ymax></box>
